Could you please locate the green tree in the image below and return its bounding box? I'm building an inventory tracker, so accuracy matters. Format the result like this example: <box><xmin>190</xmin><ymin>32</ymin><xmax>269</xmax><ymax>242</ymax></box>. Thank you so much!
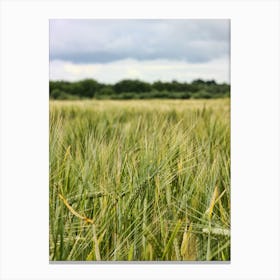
<box><xmin>79</xmin><ymin>79</ymin><xmax>100</xmax><ymax>98</ymax></box>
<box><xmin>114</xmin><ymin>79</ymin><xmax>151</xmax><ymax>93</ymax></box>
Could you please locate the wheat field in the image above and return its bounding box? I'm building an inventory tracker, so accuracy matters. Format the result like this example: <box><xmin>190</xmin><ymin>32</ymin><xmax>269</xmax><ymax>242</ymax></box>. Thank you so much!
<box><xmin>49</xmin><ymin>99</ymin><xmax>230</xmax><ymax>261</ymax></box>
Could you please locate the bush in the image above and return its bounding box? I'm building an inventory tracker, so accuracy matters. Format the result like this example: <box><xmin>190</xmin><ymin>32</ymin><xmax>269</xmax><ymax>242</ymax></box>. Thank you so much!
<box><xmin>50</xmin><ymin>89</ymin><xmax>64</xmax><ymax>99</ymax></box>
<box><xmin>191</xmin><ymin>90</ymin><xmax>212</xmax><ymax>99</ymax></box>
<box><xmin>96</xmin><ymin>86</ymin><xmax>115</xmax><ymax>97</ymax></box>
<box><xmin>50</xmin><ymin>89</ymin><xmax>79</xmax><ymax>100</ymax></box>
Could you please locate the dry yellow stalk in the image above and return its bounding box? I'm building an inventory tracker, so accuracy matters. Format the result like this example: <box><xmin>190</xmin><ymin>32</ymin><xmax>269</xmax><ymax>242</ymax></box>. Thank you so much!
<box><xmin>205</xmin><ymin>186</ymin><xmax>219</xmax><ymax>219</ymax></box>
<box><xmin>58</xmin><ymin>193</ymin><xmax>94</xmax><ymax>224</ymax></box>
<box><xmin>59</xmin><ymin>193</ymin><xmax>101</xmax><ymax>260</ymax></box>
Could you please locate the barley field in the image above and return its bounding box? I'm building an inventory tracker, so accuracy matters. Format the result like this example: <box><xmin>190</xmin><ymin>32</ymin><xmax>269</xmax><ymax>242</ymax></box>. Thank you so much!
<box><xmin>49</xmin><ymin>99</ymin><xmax>230</xmax><ymax>261</ymax></box>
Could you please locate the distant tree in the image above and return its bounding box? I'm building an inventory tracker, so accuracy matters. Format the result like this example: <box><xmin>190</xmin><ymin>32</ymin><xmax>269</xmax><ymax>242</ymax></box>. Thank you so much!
<box><xmin>78</xmin><ymin>79</ymin><xmax>100</xmax><ymax>98</ymax></box>
<box><xmin>205</xmin><ymin>80</ymin><xmax>217</xmax><ymax>86</ymax></box>
<box><xmin>114</xmin><ymin>79</ymin><xmax>151</xmax><ymax>93</ymax></box>
<box><xmin>50</xmin><ymin>89</ymin><xmax>63</xmax><ymax>99</ymax></box>
<box><xmin>49</xmin><ymin>78</ymin><xmax>230</xmax><ymax>100</ymax></box>
<box><xmin>152</xmin><ymin>81</ymin><xmax>165</xmax><ymax>91</ymax></box>
<box><xmin>192</xmin><ymin>79</ymin><xmax>205</xmax><ymax>85</ymax></box>
<box><xmin>96</xmin><ymin>86</ymin><xmax>115</xmax><ymax>97</ymax></box>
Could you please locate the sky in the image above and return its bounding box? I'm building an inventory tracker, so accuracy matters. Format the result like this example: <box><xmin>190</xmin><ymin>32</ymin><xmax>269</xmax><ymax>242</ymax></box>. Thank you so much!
<box><xmin>49</xmin><ymin>19</ymin><xmax>230</xmax><ymax>84</ymax></box>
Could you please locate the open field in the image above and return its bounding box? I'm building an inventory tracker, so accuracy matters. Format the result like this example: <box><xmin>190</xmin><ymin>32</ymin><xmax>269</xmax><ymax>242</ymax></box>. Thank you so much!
<box><xmin>49</xmin><ymin>98</ymin><xmax>230</xmax><ymax>261</ymax></box>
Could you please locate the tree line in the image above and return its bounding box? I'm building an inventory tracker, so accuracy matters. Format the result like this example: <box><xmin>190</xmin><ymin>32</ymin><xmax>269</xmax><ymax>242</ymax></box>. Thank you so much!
<box><xmin>49</xmin><ymin>78</ymin><xmax>230</xmax><ymax>100</ymax></box>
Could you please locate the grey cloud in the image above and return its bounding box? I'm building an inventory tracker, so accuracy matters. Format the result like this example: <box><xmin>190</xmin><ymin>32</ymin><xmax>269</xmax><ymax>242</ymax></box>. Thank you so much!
<box><xmin>51</xmin><ymin>52</ymin><xmax>126</xmax><ymax>63</ymax></box>
<box><xmin>49</xmin><ymin>19</ymin><xmax>230</xmax><ymax>64</ymax></box>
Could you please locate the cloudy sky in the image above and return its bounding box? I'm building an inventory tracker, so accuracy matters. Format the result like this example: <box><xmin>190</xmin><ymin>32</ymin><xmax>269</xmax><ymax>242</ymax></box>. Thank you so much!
<box><xmin>49</xmin><ymin>19</ymin><xmax>230</xmax><ymax>84</ymax></box>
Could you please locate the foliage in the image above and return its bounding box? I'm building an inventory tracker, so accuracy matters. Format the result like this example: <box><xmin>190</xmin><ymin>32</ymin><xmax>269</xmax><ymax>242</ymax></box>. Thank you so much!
<box><xmin>114</xmin><ymin>79</ymin><xmax>151</xmax><ymax>93</ymax></box>
<box><xmin>50</xmin><ymin>79</ymin><xmax>230</xmax><ymax>100</ymax></box>
<box><xmin>49</xmin><ymin>99</ymin><xmax>230</xmax><ymax>261</ymax></box>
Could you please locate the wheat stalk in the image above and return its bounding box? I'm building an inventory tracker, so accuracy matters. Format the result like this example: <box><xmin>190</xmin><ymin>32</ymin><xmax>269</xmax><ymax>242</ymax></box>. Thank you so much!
<box><xmin>58</xmin><ymin>193</ymin><xmax>94</xmax><ymax>224</ymax></box>
<box><xmin>58</xmin><ymin>193</ymin><xmax>101</xmax><ymax>260</ymax></box>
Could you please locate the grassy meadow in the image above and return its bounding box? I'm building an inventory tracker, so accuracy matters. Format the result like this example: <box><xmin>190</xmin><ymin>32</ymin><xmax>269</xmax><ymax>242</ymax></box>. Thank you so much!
<box><xmin>49</xmin><ymin>98</ymin><xmax>230</xmax><ymax>261</ymax></box>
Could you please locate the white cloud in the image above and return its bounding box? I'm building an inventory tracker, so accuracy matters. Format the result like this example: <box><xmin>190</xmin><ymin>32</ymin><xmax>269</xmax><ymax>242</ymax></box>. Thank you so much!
<box><xmin>49</xmin><ymin>58</ymin><xmax>230</xmax><ymax>84</ymax></box>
